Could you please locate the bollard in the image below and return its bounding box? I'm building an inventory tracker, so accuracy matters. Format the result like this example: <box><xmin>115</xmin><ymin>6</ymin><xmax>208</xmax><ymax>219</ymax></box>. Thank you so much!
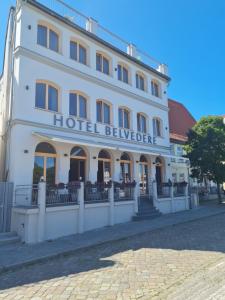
<box><xmin>109</xmin><ymin>182</ymin><xmax>114</xmax><ymax>226</ymax></box>
<box><xmin>37</xmin><ymin>180</ymin><xmax>46</xmax><ymax>242</ymax></box>
<box><xmin>78</xmin><ymin>182</ymin><xmax>84</xmax><ymax>234</ymax></box>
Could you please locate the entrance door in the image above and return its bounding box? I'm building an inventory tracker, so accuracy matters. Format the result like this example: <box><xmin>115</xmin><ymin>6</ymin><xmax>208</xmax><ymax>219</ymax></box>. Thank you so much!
<box><xmin>139</xmin><ymin>163</ymin><xmax>148</xmax><ymax>195</ymax></box>
<box><xmin>156</xmin><ymin>165</ymin><xmax>162</xmax><ymax>194</ymax></box>
<box><xmin>69</xmin><ymin>159</ymin><xmax>85</xmax><ymax>182</ymax></box>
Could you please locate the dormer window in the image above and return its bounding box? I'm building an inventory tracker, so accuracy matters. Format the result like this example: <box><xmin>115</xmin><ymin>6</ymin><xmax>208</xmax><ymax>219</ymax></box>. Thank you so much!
<box><xmin>151</xmin><ymin>80</ymin><xmax>160</xmax><ymax>97</ymax></box>
<box><xmin>136</xmin><ymin>73</ymin><xmax>145</xmax><ymax>91</ymax></box>
<box><xmin>37</xmin><ymin>24</ymin><xmax>59</xmax><ymax>52</ymax></box>
<box><xmin>70</xmin><ymin>41</ymin><xmax>87</xmax><ymax>65</ymax></box>
<box><xmin>96</xmin><ymin>53</ymin><xmax>110</xmax><ymax>75</ymax></box>
<box><xmin>117</xmin><ymin>64</ymin><xmax>129</xmax><ymax>84</ymax></box>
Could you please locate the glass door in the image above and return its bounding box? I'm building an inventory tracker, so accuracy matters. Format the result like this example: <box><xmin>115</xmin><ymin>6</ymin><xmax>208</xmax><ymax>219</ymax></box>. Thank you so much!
<box><xmin>33</xmin><ymin>156</ymin><xmax>56</xmax><ymax>185</ymax></box>
<box><xmin>139</xmin><ymin>163</ymin><xmax>148</xmax><ymax>195</ymax></box>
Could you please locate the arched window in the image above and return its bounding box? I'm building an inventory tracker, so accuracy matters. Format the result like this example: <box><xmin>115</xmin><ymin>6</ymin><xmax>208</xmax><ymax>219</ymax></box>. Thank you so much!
<box><xmin>120</xmin><ymin>152</ymin><xmax>131</xmax><ymax>182</ymax></box>
<box><xmin>136</xmin><ymin>72</ymin><xmax>145</xmax><ymax>91</ymax></box>
<box><xmin>96</xmin><ymin>52</ymin><xmax>110</xmax><ymax>75</ymax></box>
<box><xmin>37</xmin><ymin>23</ymin><xmax>59</xmax><ymax>52</ymax></box>
<box><xmin>70</xmin><ymin>40</ymin><xmax>87</xmax><ymax>65</ymax></box>
<box><xmin>98</xmin><ymin>150</ymin><xmax>111</xmax><ymax>160</ymax></box>
<box><xmin>70</xmin><ymin>146</ymin><xmax>86</xmax><ymax>182</ymax></box>
<box><xmin>118</xmin><ymin>107</ymin><xmax>130</xmax><ymax>129</ymax></box>
<box><xmin>140</xmin><ymin>155</ymin><xmax>148</xmax><ymax>163</ymax></box>
<box><xmin>117</xmin><ymin>63</ymin><xmax>129</xmax><ymax>84</ymax></box>
<box><xmin>96</xmin><ymin>100</ymin><xmax>111</xmax><ymax>124</ymax></box>
<box><xmin>98</xmin><ymin>150</ymin><xmax>111</xmax><ymax>183</ymax></box>
<box><xmin>70</xmin><ymin>146</ymin><xmax>86</xmax><ymax>158</ymax></box>
<box><xmin>121</xmin><ymin>152</ymin><xmax>130</xmax><ymax>161</ymax></box>
<box><xmin>151</xmin><ymin>80</ymin><xmax>161</xmax><ymax>97</ymax></box>
<box><xmin>137</xmin><ymin>113</ymin><xmax>147</xmax><ymax>133</ymax></box>
<box><xmin>35</xmin><ymin>81</ymin><xmax>59</xmax><ymax>112</ymax></box>
<box><xmin>33</xmin><ymin>142</ymin><xmax>56</xmax><ymax>185</ymax></box>
<box><xmin>153</xmin><ymin>118</ymin><xmax>163</xmax><ymax>137</ymax></box>
<box><xmin>69</xmin><ymin>92</ymin><xmax>87</xmax><ymax>119</ymax></box>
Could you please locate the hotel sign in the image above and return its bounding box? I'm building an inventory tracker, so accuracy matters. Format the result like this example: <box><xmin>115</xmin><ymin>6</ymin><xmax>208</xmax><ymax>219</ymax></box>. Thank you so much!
<box><xmin>54</xmin><ymin>114</ymin><xmax>156</xmax><ymax>145</ymax></box>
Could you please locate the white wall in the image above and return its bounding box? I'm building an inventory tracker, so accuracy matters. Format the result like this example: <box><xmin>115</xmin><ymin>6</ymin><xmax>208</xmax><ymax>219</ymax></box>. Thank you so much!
<box><xmin>12</xmin><ymin>201</ymin><xmax>135</xmax><ymax>243</ymax></box>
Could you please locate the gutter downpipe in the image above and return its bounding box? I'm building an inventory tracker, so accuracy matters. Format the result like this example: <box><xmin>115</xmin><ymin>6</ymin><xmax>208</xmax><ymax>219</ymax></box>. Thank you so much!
<box><xmin>4</xmin><ymin>2</ymin><xmax>21</xmax><ymax>181</ymax></box>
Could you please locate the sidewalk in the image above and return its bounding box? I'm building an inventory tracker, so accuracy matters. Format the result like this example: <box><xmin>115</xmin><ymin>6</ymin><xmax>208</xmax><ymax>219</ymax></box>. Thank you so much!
<box><xmin>0</xmin><ymin>201</ymin><xmax>225</xmax><ymax>274</ymax></box>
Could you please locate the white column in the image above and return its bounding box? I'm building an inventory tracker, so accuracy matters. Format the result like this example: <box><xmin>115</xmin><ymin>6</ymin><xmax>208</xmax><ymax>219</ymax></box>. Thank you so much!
<box><xmin>109</xmin><ymin>183</ymin><xmax>114</xmax><ymax>226</ymax></box>
<box><xmin>164</xmin><ymin>157</ymin><xmax>172</xmax><ymax>182</ymax></box>
<box><xmin>170</xmin><ymin>183</ymin><xmax>174</xmax><ymax>213</ymax></box>
<box><xmin>86</xmin><ymin>17</ymin><xmax>98</xmax><ymax>34</ymax></box>
<box><xmin>185</xmin><ymin>184</ymin><xmax>189</xmax><ymax>210</ymax></box>
<box><xmin>88</xmin><ymin>147</ymin><xmax>99</xmax><ymax>182</ymax></box>
<box><xmin>132</xmin><ymin>153</ymin><xmax>140</xmax><ymax>213</ymax></box>
<box><xmin>78</xmin><ymin>182</ymin><xmax>84</xmax><ymax>234</ymax></box>
<box><xmin>113</xmin><ymin>150</ymin><xmax>121</xmax><ymax>181</ymax></box>
<box><xmin>127</xmin><ymin>43</ymin><xmax>137</xmax><ymax>58</ymax></box>
<box><xmin>152</xmin><ymin>181</ymin><xmax>158</xmax><ymax>206</ymax></box>
<box><xmin>37</xmin><ymin>180</ymin><xmax>46</xmax><ymax>243</ymax></box>
<box><xmin>57</xmin><ymin>148</ymin><xmax>70</xmax><ymax>184</ymax></box>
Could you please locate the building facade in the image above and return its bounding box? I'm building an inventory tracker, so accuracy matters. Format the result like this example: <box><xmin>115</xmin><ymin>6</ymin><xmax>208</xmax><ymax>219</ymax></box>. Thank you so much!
<box><xmin>168</xmin><ymin>99</ymin><xmax>196</xmax><ymax>184</ymax></box>
<box><xmin>0</xmin><ymin>0</ymin><xmax>191</xmax><ymax>242</ymax></box>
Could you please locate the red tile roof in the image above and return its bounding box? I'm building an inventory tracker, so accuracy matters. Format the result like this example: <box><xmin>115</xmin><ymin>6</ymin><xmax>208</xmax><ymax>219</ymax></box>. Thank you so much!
<box><xmin>168</xmin><ymin>99</ymin><xmax>196</xmax><ymax>143</ymax></box>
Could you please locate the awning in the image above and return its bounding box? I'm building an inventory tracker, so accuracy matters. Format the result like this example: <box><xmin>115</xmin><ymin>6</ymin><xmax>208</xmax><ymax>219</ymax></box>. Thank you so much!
<box><xmin>33</xmin><ymin>131</ymin><xmax>189</xmax><ymax>161</ymax></box>
<box><xmin>118</xmin><ymin>147</ymin><xmax>189</xmax><ymax>162</ymax></box>
<box><xmin>32</xmin><ymin>132</ymin><xmax>117</xmax><ymax>150</ymax></box>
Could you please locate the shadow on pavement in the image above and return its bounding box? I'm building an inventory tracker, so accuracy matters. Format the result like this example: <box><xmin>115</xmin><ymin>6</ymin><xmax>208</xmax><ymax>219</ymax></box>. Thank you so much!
<box><xmin>1</xmin><ymin>209</ymin><xmax>225</xmax><ymax>290</ymax></box>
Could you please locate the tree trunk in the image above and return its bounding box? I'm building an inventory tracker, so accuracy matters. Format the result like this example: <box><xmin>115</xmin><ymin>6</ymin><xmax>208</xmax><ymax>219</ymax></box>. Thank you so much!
<box><xmin>217</xmin><ymin>182</ymin><xmax>222</xmax><ymax>203</ymax></box>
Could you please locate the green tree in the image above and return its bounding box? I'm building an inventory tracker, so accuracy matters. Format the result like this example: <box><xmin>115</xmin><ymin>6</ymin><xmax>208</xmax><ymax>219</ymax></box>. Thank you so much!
<box><xmin>184</xmin><ymin>116</ymin><xmax>225</xmax><ymax>201</ymax></box>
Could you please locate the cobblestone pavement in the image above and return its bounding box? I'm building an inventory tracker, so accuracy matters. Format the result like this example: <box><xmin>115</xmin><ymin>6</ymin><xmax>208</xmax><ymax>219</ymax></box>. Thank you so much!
<box><xmin>1</xmin><ymin>214</ymin><xmax>225</xmax><ymax>299</ymax></box>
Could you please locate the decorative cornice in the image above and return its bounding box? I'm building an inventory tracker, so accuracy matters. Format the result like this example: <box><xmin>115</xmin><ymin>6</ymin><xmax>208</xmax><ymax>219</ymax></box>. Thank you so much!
<box><xmin>14</xmin><ymin>46</ymin><xmax>169</xmax><ymax>112</ymax></box>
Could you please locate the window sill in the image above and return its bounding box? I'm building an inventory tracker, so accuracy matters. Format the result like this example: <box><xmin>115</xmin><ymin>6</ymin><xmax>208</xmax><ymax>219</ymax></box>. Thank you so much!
<box><xmin>35</xmin><ymin>107</ymin><xmax>61</xmax><ymax>114</ymax></box>
<box><xmin>96</xmin><ymin>121</ymin><xmax>114</xmax><ymax>127</ymax></box>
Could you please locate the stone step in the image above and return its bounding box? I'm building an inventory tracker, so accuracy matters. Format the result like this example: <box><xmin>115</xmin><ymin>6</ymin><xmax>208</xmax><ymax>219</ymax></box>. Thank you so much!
<box><xmin>132</xmin><ymin>212</ymin><xmax>161</xmax><ymax>221</ymax></box>
<box><xmin>0</xmin><ymin>232</ymin><xmax>20</xmax><ymax>246</ymax></box>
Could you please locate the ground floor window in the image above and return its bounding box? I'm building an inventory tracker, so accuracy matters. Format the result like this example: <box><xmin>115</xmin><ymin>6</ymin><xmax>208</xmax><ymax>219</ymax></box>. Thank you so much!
<box><xmin>97</xmin><ymin>150</ymin><xmax>111</xmax><ymax>183</ymax></box>
<box><xmin>120</xmin><ymin>152</ymin><xmax>131</xmax><ymax>182</ymax></box>
<box><xmin>69</xmin><ymin>146</ymin><xmax>86</xmax><ymax>182</ymax></box>
<box><xmin>33</xmin><ymin>142</ymin><xmax>56</xmax><ymax>185</ymax></box>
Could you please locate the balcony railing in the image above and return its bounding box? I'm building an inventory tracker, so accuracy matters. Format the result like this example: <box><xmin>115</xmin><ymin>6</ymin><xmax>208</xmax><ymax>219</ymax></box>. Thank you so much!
<box><xmin>46</xmin><ymin>182</ymin><xmax>80</xmax><ymax>206</ymax></box>
<box><xmin>84</xmin><ymin>182</ymin><xmax>111</xmax><ymax>204</ymax></box>
<box><xmin>31</xmin><ymin>0</ymin><xmax>167</xmax><ymax>74</ymax></box>
<box><xmin>114</xmin><ymin>181</ymin><xmax>136</xmax><ymax>202</ymax></box>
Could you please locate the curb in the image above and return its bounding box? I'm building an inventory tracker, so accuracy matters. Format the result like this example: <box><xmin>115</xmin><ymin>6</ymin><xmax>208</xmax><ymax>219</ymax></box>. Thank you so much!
<box><xmin>0</xmin><ymin>209</ymin><xmax>225</xmax><ymax>275</ymax></box>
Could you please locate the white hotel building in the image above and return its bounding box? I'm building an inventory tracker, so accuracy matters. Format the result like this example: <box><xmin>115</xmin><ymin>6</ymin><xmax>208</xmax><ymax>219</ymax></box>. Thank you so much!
<box><xmin>0</xmin><ymin>0</ymin><xmax>190</xmax><ymax>242</ymax></box>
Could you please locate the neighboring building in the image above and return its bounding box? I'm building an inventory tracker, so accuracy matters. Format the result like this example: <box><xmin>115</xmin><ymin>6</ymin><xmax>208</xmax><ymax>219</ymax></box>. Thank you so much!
<box><xmin>0</xmin><ymin>0</ymin><xmax>190</xmax><ymax>242</ymax></box>
<box><xmin>168</xmin><ymin>99</ymin><xmax>196</xmax><ymax>183</ymax></box>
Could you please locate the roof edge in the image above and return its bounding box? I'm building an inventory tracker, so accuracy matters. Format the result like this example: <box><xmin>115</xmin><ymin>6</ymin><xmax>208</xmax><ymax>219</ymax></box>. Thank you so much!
<box><xmin>26</xmin><ymin>0</ymin><xmax>170</xmax><ymax>82</ymax></box>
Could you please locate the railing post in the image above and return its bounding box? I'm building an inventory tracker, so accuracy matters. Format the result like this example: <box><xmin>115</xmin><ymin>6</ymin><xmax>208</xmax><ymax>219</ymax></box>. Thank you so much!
<box><xmin>37</xmin><ymin>179</ymin><xmax>46</xmax><ymax>243</ymax></box>
<box><xmin>185</xmin><ymin>184</ymin><xmax>189</xmax><ymax>210</ymax></box>
<box><xmin>109</xmin><ymin>182</ymin><xmax>114</xmax><ymax>226</ymax></box>
<box><xmin>78</xmin><ymin>182</ymin><xmax>84</xmax><ymax>234</ymax></box>
<box><xmin>170</xmin><ymin>184</ymin><xmax>174</xmax><ymax>213</ymax></box>
<box><xmin>134</xmin><ymin>184</ymin><xmax>139</xmax><ymax>213</ymax></box>
<box><xmin>152</xmin><ymin>181</ymin><xmax>158</xmax><ymax>206</ymax></box>
<box><xmin>86</xmin><ymin>17</ymin><xmax>98</xmax><ymax>34</ymax></box>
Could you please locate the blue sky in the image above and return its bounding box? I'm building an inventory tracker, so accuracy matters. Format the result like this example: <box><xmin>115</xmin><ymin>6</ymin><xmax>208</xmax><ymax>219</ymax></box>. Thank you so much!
<box><xmin>1</xmin><ymin>0</ymin><xmax>225</xmax><ymax>120</ymax></box>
